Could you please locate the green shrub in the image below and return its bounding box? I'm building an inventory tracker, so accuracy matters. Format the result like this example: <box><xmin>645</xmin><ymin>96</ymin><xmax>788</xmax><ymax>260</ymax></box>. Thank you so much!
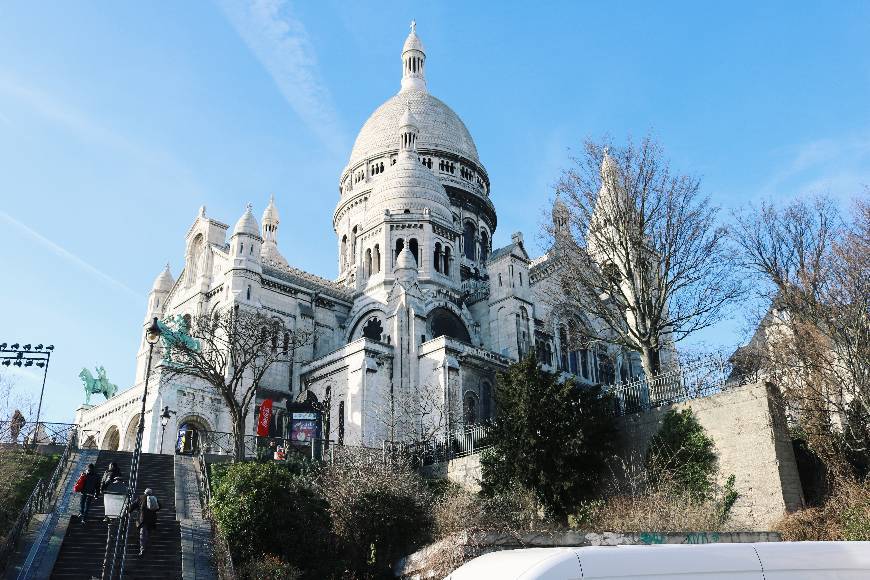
<box><xmin>645</xmin><ymin>409</ymin><xmax>717</xmax><ymax>499</ymax></box>
<box><xmin>480</xmin><ymin>356</ymin><xmax>615</xmax><ymax>520</ymax></box>
<box><xmin>211</xmin><ymin>460</ymin><xmax>334</xmax><ymax>578</ymax></box>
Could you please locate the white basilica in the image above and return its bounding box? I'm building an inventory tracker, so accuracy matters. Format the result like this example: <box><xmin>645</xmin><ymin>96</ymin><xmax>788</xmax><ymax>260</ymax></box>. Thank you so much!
<box><xmin>75</xmin><ymin>23</ymin><xmax>647</xmax><ymax>453</ymax></box>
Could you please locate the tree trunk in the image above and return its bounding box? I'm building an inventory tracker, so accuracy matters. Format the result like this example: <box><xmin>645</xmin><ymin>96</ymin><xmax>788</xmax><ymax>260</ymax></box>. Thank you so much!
<box><xmin>232</xmin><ymin>415</ymin><xmax>247</xmax><ymax>462</ymax></box>
<box><xmin>640</xmin><ymin>346</ymin><xmax>661</xmax><ymax>381</ymax></box>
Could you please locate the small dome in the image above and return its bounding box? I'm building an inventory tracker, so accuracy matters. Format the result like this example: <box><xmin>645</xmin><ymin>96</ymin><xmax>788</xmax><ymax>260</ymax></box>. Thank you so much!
<box><xmin>262</xmin><ymin>195</ymin><xmax>279</xmax><ymax>225</ymax></box>
<box><xmin>152</xmin><ymin>263</ymin><xmax>174</xmax><ymax>292</ymax></box>
<box><xmin>395</xmin><ymin>246</ymin><xmax>418</xmax><ymax>270</ymax></box>
<box><xmin>233</xmin><ymin>203</ymin><xmax>260</xmax><ymax>237</ymax></box>
<box><xmin>367</xmin><ymin>152</ymin><xmax>452</xmax><ymax>222</ymax></box>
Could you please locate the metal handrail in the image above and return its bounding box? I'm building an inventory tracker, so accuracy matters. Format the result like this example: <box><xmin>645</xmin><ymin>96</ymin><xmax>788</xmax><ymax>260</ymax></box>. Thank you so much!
<box><xmin>0</xmin><ymin>421</ymin><xmax>78</xmax><ymax>447</ymax></box>
<box><xmin>602</xmin><ymin>354</ymin><xmax>738</xmax><ymax>416</ymax></box>
<box><xmin>384</xmin><ymin>423</ymin><xmax>494</xmax><ymax>467</ymax></box>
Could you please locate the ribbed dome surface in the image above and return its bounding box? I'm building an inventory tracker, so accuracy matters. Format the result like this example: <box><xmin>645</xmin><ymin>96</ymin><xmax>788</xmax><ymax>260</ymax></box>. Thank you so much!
<box><xmin>233</xmin><ymin>205</ymin><xmax>260</xmax><ymax>237</ymax></box>
<box><xmin>348</xmin><ymin>90</ymin><xmax>480</xmax><ymax>170</ymax></box>
<box><xmin>152</xmin><ymin>264</ymin><xmax>174</xmax><ymax>292</ymax></box>
<box><xmin>367</xmin><ymin>151</ymin><xmax>453</xmax><ymax>222</ymax></box>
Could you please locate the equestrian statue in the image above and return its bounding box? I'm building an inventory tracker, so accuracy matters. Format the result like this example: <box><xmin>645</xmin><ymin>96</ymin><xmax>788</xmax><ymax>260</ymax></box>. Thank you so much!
<box><xmin>79</xmin><ymin>366</ymin><xmax>118</xmax><ymax>404</ymax></box>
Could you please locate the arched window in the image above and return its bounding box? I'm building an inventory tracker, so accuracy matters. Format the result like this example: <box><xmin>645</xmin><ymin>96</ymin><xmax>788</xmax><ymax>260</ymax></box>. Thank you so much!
<box><xmin>559</xmin><ymin>325</ymin><xmax>569</xmax><ymax>371</ymax></box>
<box><xmin>246</xmin><ymin>285</ymin><xmax>251</xmax><ymax>300</ymax></box>
<box><xmin>341</xmin><ymin>235</ymin><xmax>347</xmax><ymax>270</ymax></box>
<box><xmin>464</xmin><ymin>392</ymin><xmax>478</xmax><ymax>425</ymax></box>
<box><xmin>373</xmin><ymin>245</ymin><xmax>381</xmax><ymax>273</ymax></box>
<box><xmin>443</xmin><ymin>246</ymin><xmax>451</xmax><ymax>276</ymax></box>
<box><xmin>362</xmin><ymin>317</ymin><xmax>383</xmax><ymax>341</ymax></box>
<box><xmin>480</xmin><ymin>231</ymin><xmax>489</xmax><ymax>261</ymax></box>
<box><xmin>498</xmin><ymin>273</ymin><xmax>503</xmax><ymax>287</ymax></box>
<box><xmin>481</xmin><ymin>382</ymin><xmax>492</xmax><ymax>421</ymax></box>
<box><xmin>463</xmin><ymin>222</ymin><xmax>476</xmax><ymax>260</ymax></box>
<box><xmin>519</xmin><ymin>272</ymin><xmax>523</xmax><ymax>286</ymax></box>
<box><xmin>283</xmin><ymin>332</ymin><xmax>289</xmax><ymax>355</ymax></box>
<box><xmin>409</xmin><ymin>238</ymin><xmax>419</xmax><ymax>265</ymax></box>
<box><xmin>187</xmin><ymin>234</ymin><xmax>204</xmax><ymax>287</ymax></box>
<box><xmin>516</xmin><ymin>307</ymin><xmax>531</xmax><ymax>357</ymax></box>
<box><xmin>434</xmin><ymin>242</ymin><xmax>442</xmax><ymax>273</ymax></box>
<box><xmin>365</xmin><ymin>248</ymin><xmax>372</xmax><ymax>277</ymax></box>
<box><xmin>271</xmin><ymin>328</ymin><xmax>278</xmax><ymax>352</ymax></box>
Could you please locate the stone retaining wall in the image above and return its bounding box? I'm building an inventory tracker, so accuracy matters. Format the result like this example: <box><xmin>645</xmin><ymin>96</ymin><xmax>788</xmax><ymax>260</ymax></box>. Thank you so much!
<box><xmin>613</xmin><ymin>380</ymin><xmax>804</xmax><ymax>530</ymax></box>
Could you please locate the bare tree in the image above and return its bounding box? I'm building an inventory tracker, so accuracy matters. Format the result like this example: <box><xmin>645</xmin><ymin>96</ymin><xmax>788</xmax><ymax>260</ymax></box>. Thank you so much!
<box><xmin>160</xmin><ymin>306</ymin><xmax>314</xmax><ymax>460</ymax></box>
<box><xmin>546</xmin><ymin>137</ymin><xmax>743</xmax><ymax>379</ymax></box>
<box><xmin>732</xmin><ymin>195</ymin><xmax>869</xmax><ymax>466</ymax></box>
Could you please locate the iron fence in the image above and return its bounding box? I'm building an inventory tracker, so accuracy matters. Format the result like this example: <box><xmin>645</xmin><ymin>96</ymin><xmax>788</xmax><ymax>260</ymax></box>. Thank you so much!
<box><xmin>198</xmin><ymin>430</ymin><xmax>331</xmax><ymax>462</ymax></box>
<box><xmin>384</xmin><ymin>423</ymin><xmax>493</xmax><ymax>467</ymax></box>
<box><xmin>603</xmin><ymin>355</ymin><xmax>735</xmax><ymax>416</ymax></box>
<box><xmin>0</xmin><ymin>421</ymin><xmax>77</xmax><ymax>447</ymax></box>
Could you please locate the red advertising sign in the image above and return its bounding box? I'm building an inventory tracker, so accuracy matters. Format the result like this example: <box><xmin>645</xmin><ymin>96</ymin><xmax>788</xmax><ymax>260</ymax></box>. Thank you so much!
<box><xmin>257</xmin><ymin>399</ymin><xmax>273</xmax><ymax>437</ymax></box>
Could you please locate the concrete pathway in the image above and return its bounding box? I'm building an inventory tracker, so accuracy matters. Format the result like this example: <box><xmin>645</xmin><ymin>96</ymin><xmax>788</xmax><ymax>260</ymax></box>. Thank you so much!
<box><xmin>174</xmin><ymin>455</ymin><xmax>217</xmax><ymax>580</ymax></box>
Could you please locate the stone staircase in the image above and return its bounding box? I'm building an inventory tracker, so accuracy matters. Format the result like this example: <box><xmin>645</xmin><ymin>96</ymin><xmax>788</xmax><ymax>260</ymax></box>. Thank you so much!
<box><xmin>49</xmin><ymin>451</ymin><xmax>182</xmax><ymax>580</ymax></box>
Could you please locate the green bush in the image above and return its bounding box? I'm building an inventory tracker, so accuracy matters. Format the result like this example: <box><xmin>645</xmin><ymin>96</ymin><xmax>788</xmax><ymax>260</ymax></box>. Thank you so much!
<box><xmin>211</xmin><ymin>460</ymin><xmax>334</xmax><ymax>578</ymax></box>
<box><xmin>481</xmin><ymin>356</ymin><xmax>615</xmax><ymax>520</ymax></box>
<box><xmin>645</xmin><ymin>409</ymin><xmax>717</xmax><ymax>499</ymax></box>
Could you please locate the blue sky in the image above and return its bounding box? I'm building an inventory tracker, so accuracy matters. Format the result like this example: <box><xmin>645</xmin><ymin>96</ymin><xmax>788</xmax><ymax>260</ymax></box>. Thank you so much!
<box><xmin>1</xmin><ymin>1</ymin><xmax>868</xmax><ymax>422</ymax></box>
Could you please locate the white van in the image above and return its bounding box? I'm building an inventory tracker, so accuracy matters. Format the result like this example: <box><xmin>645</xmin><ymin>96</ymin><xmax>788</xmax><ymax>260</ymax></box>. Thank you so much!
<box><xmin>444</xmin><ymin>541</ymin><xmax>870</xmax><ymax>579</ymax></box>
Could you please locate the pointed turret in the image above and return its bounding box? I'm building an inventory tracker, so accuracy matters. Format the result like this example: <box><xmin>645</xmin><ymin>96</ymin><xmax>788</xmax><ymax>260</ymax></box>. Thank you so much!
<box><xmin>260</xmin><ymin>195</ymin><xmax>288</xmax><ymax>267</ymax></box>
<box><xmin>229</xmin><ymin>203</ymin><xmax>263</xmax><ymax>274</ymax></box>
<box><xmin>400</xmin><ymin>20</ymin><xmax>427</xmax><ymax>93</ymax></box>
<box><xmin>145</xmin><ymin>262</ymin><xmax>174</xmax><ymax>322</ymax></box>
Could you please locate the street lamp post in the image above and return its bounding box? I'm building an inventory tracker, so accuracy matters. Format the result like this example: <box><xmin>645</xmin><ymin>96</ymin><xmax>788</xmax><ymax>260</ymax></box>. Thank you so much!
<box><xmin>0</xmin><ymin>343</ymin><xmax>54</xmax><ymax>447</ymax></box>
<box><xmin>101</xmin><ymin>479</ymin><xmax>128</xmax><ymax>580</ymax></box>
<box><xmin>159</xmin><ymin>406</ymin><xmax>175</xmax><ymax>454</ymax></box>
<box><xmin>110</xmin><ymin>317</ymin><xmax>161</xmax><ymax>580</ymax></box>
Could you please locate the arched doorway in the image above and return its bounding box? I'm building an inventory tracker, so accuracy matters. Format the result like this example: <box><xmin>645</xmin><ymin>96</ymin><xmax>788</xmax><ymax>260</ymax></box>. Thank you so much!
<box><xmin>176</xmin><ymin>416</ymin><xmax>211</xmax><ymax>455</ymax></box>
<box><xmin>122</xmin><ymin>415</ymin><xmax>140</xmax><ymax>451</ymax></box>
<box><xmin>101</xmin><ymin>425</ymin><xmax>120</xmax><ymax>451</ymax></box>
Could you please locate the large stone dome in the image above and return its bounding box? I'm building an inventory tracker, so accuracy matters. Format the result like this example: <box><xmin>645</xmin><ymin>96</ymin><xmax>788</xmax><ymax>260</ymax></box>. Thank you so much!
<box><xmin>348</xmin><ymin>89</ymin><xmax>480</xmax><ymax>169</ymax></box>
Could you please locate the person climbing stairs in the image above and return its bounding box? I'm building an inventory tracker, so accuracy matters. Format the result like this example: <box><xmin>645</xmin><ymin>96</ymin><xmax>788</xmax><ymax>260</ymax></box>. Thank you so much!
<box><xmin>49</xmin><ymin>451</ymin><xmax>182</xmax><ymax>580</ymax></box>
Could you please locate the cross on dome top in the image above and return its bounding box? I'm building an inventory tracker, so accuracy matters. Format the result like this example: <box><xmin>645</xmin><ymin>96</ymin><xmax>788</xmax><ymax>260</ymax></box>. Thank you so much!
<box><xmin>401</xmin><ymin>20</ymin><xmax>427</xmax><ymax>93</ymax></box>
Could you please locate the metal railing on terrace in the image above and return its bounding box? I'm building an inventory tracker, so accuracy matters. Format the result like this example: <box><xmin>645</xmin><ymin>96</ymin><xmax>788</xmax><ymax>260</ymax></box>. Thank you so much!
<box><xmin>0</xmin><ymin>421</ymin><xmax>78</xmax><ymax>447</ymax></box>
<box><xmin>384</xmin><ymin>423</ymin><xmax>493</xmax><ymax>467</ymax></box>
<box><xmin>603</xmin><ymin>354</ymin><xmax>741</xmax><ymax>416</ymax></box>
<box><xmin>198</xmin><ymin>430</ymin><xmax>333</xmax><ymax>462</ymax></box>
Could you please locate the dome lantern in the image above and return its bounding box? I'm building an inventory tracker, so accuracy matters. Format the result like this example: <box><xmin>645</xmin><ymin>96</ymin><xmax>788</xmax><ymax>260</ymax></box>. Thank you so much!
<box><xmin>401</xmin><ymin>20</ymin><xmax>427</xmax><ymax>93</ymax></box>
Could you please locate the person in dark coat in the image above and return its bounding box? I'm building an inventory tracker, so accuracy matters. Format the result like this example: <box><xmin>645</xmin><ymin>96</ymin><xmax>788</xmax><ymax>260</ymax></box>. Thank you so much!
<box><xmin>98</xmin><ymin>462</ymin><xmax>120</xmax><ymax>496</ymax></box>
<box><xmin>127</xmin><ymin>488</ymin><xmax>160</xmax><ymax>556</ymax></box>
<box><xmin>78</xmin><ymin>463</ymin><xmax>100</xmax><ymax>524</ymax></box>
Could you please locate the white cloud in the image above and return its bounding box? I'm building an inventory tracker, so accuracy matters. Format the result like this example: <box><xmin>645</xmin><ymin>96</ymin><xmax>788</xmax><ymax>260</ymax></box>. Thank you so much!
<box><xmin>759</xmin><ymin>135</ymin><xmax>870</xmax><ymax>202</ymax></box>
<box><xmin>0</xmin><ymin>211</ymin><xmax>140</xmax><ymax>300</ymax></box>
<box><xmin>217</xmin><ymin>0</ymin><xmax>348</xmax><ymax>156</ymax></box>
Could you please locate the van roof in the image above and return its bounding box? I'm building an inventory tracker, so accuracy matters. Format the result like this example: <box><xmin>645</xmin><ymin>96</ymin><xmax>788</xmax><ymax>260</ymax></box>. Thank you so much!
<box><xmin>445</xmin><ymin>542</ymin><xmax>870</xmax><ymax>579</ymax></box>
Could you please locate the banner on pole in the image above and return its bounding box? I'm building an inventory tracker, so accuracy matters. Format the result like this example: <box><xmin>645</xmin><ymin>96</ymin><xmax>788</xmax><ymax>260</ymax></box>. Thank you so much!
<box><xmin>257</xmin><ymin>399</ymin><xmax>273</xmax><ymax>437</ymax></box>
